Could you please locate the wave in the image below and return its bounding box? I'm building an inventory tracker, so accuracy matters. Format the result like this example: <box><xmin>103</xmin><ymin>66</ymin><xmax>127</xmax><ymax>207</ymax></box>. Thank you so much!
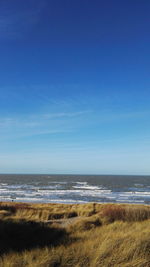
<box><xmin>0</xmin><ymin>179</ymin><xmax>150</xmax><ymax>204</ymax></box>
<box><xmin>72</xmin><ymin>185</ymin><xmax>103</xmax><ymax>190</ymax></box>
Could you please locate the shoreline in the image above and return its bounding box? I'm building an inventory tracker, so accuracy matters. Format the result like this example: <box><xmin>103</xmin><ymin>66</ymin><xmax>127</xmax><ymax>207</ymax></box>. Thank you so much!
<box><xmin>0</xmin><ymin>199</ymin><xmax>149</xmax><ymax>206</ymax></box>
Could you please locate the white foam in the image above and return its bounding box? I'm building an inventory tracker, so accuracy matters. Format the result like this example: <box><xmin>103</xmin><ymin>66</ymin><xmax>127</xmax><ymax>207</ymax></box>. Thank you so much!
<box><xmin>134</xmin><ymin>191</ymin><xmax>150</xmax><ymax>195</ymax></box>
<box><xmin>38</xmin><ymin>185</ymin><xmax>61</xmax><ymax>190</ymax></box>
<box><xmin>73</xmin><ymin>185</ymin><xmax>102</xmax><ymax>190</ymax></box>
<box><xmin>0</xmin><ymin>180</ymin><xmax>150</xmax><ymax>204</ymax></box>
<box><xmin>0</xmin><ymin>188</ymin><xmax>8</xmax><ymax>191</ymax></box>
<box><xmin>76</xmin><ymin>182</ymin><xmax>88</xmax><ymax>185</ymax></box>
<box><xmin>50</xmin><ymin>181</ymin><xmax>67</xmax><ymax>184</ymax></box>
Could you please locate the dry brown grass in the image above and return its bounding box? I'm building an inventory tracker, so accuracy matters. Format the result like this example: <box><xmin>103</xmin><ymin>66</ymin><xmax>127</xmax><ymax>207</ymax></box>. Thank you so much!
<box><xmin>0</xmin><ymin>202</ymin><xmax>150</xmax><ymax>266</ymax></box>
<box><xmin>101</xmin><ymin>203</ymin><xmax>150</xmax><ymax>223</ymax></box>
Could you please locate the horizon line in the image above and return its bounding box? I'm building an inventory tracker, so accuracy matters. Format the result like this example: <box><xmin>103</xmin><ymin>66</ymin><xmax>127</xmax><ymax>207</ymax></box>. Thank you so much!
<box><xmin>0</xmin><ymin>173</ymin><xmax>149</xmax><ymax>176</ymax></box>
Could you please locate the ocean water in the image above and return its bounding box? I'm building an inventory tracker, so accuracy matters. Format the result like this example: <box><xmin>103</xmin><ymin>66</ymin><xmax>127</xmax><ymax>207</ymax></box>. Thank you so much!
<box><xmin>0</xmin><ymin>174</ymin><xmax>150</xmax><ymax>204</ymax></box>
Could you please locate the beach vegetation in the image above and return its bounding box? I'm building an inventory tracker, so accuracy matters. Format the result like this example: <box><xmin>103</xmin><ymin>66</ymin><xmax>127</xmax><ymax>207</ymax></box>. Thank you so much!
<box><xmin>0</xmin><ymin>202</ymin><xmax>150</xmax><ymax>266</ymax></box>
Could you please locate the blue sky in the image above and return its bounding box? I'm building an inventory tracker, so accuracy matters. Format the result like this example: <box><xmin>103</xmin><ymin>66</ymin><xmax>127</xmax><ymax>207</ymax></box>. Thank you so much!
<box><xmin>0</xmin><ymin>0</ymin><xmax>150</xmax><ymax>174</ymax></box>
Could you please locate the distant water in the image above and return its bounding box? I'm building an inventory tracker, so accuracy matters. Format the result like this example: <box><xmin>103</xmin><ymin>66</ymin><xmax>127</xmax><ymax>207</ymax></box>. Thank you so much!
<box><xmin>0</xmin><ymin>174</ymin><xmax>150</xmax><ymax>204</ymax></box>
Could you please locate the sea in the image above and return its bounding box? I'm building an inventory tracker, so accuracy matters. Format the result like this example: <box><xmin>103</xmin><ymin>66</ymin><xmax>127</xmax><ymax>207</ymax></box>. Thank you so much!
<box><xmin>0</xmin><ymin>174</ymin><xmax>150</xmax><ymax>204</ymax></box>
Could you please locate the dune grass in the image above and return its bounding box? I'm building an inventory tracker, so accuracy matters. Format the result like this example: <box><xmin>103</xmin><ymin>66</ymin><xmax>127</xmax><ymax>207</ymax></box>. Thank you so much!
<box><xmin>0</xmin><ymin>202</ymin><xmax>150</xmax><ymax>266</ymax></box>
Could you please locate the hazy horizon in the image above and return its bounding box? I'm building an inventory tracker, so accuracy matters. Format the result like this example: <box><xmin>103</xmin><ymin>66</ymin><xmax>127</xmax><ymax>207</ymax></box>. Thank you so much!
<box><xmin>0</xmin><ymin>172</ymin><xmax>149</xmax><ymax>176</ymax></box>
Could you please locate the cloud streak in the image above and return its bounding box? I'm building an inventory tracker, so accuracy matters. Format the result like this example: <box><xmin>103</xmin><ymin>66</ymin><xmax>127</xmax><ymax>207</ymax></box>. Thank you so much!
<box><xmin>0</xmin><ymin>110</ymin><xmax>91</xmax><ymax>126</ymax></box>
<box><xmin>0</xmin><ymin>110</ymin><xmax>92</xmax><ymax>140</ymax></box>
<box><xmin>0</xmin><ymin>108</ymin><xmax>149</xmax><ymax>141</ymax></box>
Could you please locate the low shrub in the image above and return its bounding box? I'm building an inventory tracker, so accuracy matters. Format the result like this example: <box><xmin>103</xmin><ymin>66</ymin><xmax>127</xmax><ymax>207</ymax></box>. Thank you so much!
<box><xmin>125</xmin><ymin>206</ymin><xmax>150</xmax><ymax>222</ymax></box>
<box><xmin>102</xmin><ymin>204</ymin><xmax>150</xmax><ymax>223</ymax></box>
<box><xmin>102</xmin><ymin>205</ymin><xmax>126</xmax><ymax>223</ymax></box>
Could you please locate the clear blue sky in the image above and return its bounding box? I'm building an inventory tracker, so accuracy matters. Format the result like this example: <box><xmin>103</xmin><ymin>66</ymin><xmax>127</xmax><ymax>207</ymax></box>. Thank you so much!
<box><xmin>0</xmin><ymin>0</ymin><xmax>150</xmax><ymax>174</ymax></box>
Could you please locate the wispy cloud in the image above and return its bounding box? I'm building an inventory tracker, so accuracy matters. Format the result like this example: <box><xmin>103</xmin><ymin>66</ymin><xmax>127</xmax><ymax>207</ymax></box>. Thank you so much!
<box><xmin>0</xmin><ymin>108</ymin><xmax>149</xmax><ymax>141</ymax></box>
<box><xmin>0</xmin><ymin>110</ymin><xmax>92</xmax><ymax>139</ymax></box>
<box><xmin>42</xmin><ymin>110</ymin><xmax>92</xmax><ymax>119</ymax></box>
<box><xmin>0</xmin><ymin>110</ymin><xmax>91</xmax><ymax>126</ymax></box>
